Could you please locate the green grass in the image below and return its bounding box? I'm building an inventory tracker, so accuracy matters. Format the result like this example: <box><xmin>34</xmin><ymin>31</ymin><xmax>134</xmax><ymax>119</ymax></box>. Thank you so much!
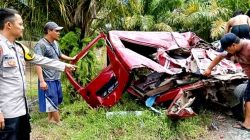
<box><xmin>29</xmin><ymin>92</ymin><xmax>212</xmax><ymax>140</ymax></box>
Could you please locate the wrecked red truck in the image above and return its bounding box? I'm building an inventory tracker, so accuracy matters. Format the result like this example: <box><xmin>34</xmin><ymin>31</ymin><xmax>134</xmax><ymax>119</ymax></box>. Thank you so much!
<box><xmin>66</xmin><ymin>31</ymin><xmax>247</xmax><ymax>119</ymax></box>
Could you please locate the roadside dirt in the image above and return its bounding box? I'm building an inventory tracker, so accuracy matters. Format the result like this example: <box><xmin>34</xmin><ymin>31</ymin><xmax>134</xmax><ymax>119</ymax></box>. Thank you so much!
<box><xmin>206</xmin><ymin>111</ymin><xmax>250</xmax><ymax>140</ymax></box>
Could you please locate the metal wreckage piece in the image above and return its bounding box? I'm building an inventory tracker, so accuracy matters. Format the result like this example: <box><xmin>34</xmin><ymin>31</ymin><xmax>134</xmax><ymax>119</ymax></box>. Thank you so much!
<box><xmin>66</xmin><ymin>31</ymin><xmax>247</xmax><ymax>119</ymax></box>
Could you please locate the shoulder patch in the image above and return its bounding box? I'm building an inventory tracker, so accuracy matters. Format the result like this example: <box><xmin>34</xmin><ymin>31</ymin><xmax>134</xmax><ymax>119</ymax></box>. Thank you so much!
<box><xmin>15</xmin><ymin>41</ymin><xmax>35</xmax><ymax>61</ymax></box>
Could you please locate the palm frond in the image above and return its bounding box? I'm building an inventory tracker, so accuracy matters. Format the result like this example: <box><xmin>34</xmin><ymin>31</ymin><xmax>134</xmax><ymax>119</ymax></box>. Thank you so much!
<box><xmin>140</xmin><ymin>15</ymin><xmax>155</xmax><ymax>31</ymax></box>
<box><xmin>166</xmin><ymin>12</ymin><xmax>185</xmax><ymax>26</ymax></box>
<box><xmin>218</xmin><ymin>0</ymin><xmax>249</xmax><ymax>12</ymax></box>
<box><xmin>184</xmin><ymin>0</ymin><xmax>200</xmax><ymax>15</ymax></box>
<box><xmin>210</xmin><ymin>18</ymin><xmax>226</xmax><ymax>40</ymax></box>
<box><xmin>127</xmin><ymin>0</ymin><xmax>143</xmax><ymax>15</ymax></box>
<box><xmin>0</xmin><ymin>1</ymin><xmax>8</xmax><ymax>7</ymax></box>
<box><xmin>206</xmin><ymin>0</ymin><xmax>230</xmax><ymax>20</ymax></box>
<box><xmin>56</xmin><ymin>0</ymin><xmax>71</xmax><ymax>26</ymax></box>
<box><xmin>123</xmin><ymin>15</ymin><xmax>141</xmax><ymax>30</ymax></box>
<box><xmin>148</xmin><ymin>0</ymin><xmax>161</xmax><ymax>15</ymax></box>
<box><xmin>154</xmin><ymin>22</ymin><xmax>173</xmax><ymax>31</ymax></box>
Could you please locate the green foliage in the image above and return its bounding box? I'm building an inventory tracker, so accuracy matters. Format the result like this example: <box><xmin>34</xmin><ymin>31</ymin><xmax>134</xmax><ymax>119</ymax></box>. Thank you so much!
<box><xmin>93</xmin><ymin>0</ymin><xmax>250</xmax><ymax>41</ymax></box>
<box><xmin>140</xmin><ymin>15</ymin><xmax>155</xmax><ymax>31</ymax></box>
<box><xmin>0</xmin><ymin>0</ymin><xmax>102</xmax><ymax>40</ymax></box>
<box><xmin>164</xmin><ymin>0</ymin><xmax>231</xmax><ymax>41</ymax></box>
<box><xmin>60</xmin><ymin>28</ymin><xmax>81</xmax><ymax>54</ymax></box>
<box><xmin>219</xmin><ymin>0</ymin><xmax>250</xmax><ymax>13</ymax></box>
<box><xmin>59</xmin><ymin>29</ymin><xmax>105</xmax><ymax>103</ymax></box>
<box><xmin>0</xmin><ymin>0</ymin><xmax>47</xmax><ymax>40</ymax></box>
<box><xmin>2</xmin><ymin>0</ymin><xmax>249</xmax><ymax>42</ymax></box>
<box><xmin>210</xmin><ymin>18</ymin><xmax>227</xmax><ymax>40</ymax></box>
<box><xmin>154</xmin><ymin>23</ymin><xmax>173</xmax><ymax>31</ymax></box>
<box><xmin>94</xmin><ymin>0</ymin><xmax>179</xmax><ymax>32</ymax></box>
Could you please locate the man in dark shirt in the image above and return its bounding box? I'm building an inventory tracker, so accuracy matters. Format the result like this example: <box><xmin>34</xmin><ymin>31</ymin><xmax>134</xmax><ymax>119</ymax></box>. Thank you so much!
<box><xmin>34</xmin><ymin>22</ymin><xmax>76</xmax><ymax>124</ymax></box>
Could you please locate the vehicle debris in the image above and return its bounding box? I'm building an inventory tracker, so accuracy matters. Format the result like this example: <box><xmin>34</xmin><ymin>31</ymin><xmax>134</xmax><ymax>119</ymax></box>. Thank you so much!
<box><xmin>66</xmin><ymin>31</ymin><xmax>247</xmax><ymax>119</ymax></box>
<box><xmin>106</xmin><ymin>111</ymin><xmax>143</xmax><ymax>119</ymax></box>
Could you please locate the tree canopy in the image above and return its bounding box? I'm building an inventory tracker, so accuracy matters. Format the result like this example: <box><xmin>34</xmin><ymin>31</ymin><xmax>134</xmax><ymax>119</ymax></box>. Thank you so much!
<box><xmin>1</xmin><ymin>0</ymin><xmax>250</xmax><ymax>41</ymax></box>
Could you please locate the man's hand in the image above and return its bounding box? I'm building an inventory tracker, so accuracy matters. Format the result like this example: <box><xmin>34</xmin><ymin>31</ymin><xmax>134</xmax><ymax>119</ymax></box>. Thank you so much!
<box><xmin>203</xmin><ymin>69</ymin><xmax>212</xmax><ymax>77</ymax></box>
<box><xmin>40</xmin><ymin>81</ymin><xmax>48</xmax><ymax>90</ymax></box>
<box><xmin>65</xmin><ymin>64</ymin><xmax>77</xmax><ymax>71</ymax></box>
<box><xmin>0</xmin><ymin>113</ymin><xmax>5</xmax><ymax>130</ymax></box>
<box><xmin>71</xmin><ymin>55</ymin><xmax>77</xmax><ymax>61</ymax></box>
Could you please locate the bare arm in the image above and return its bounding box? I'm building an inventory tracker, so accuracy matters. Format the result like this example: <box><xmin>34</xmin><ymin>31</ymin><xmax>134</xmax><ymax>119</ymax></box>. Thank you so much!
<box><xmin>36</xmin><ymin>65</ymin><xmax>48</xmax><ymax>90</ymax></box>
<box><xmin>0</xmin><ymin>113</ymin><xmax>4</xmax><ymax>130</ymax></box>
<box><xmin>60</xmin><ymin>54</ymin><xmax>76</xmax><ymax>61</ymax></box>
<box><xmin>203</xmin><ymin>55</ymin><xmax>225</xmax><ymax>76</ymax></box>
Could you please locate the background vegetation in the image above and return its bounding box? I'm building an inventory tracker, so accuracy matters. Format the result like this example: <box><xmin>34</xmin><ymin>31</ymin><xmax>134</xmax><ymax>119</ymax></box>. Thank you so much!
<box><xmin>1</xmin><ymin>0</ymin><xmax>250</xmax><ymax>41</ymax></box>
<box><xmin>95</xmin><ymin>0</ymin><xmax>250</xmax><ymax>41</ymax></box>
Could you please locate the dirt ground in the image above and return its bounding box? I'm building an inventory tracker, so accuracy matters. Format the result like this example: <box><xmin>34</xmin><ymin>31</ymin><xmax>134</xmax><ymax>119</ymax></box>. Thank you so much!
<box><xmin>205</xmin><ymin>111</ymin><xmax>250</xmax><ymax>140</ymax></box>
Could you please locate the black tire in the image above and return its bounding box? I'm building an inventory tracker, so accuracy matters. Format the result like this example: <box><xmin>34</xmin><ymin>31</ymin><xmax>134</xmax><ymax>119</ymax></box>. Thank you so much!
<box><xmin>232</xmin><ymin>84</ymin><xmax>247</xmax><ymax>121</ymax></box>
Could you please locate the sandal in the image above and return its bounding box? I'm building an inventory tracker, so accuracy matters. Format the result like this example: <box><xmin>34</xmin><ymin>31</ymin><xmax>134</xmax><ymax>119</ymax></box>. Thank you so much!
<box><xmin>233</xmin><ymin>123</ymin><xmax>250</xmax><ymax>132</ymax></box>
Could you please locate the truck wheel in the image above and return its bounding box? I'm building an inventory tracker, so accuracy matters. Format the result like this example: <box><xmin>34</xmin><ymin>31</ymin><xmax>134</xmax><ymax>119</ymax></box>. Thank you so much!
<box><xmin>232</xmin><ymin>84</ymin><xmax>247</xmax><ymax>121</ymax></box>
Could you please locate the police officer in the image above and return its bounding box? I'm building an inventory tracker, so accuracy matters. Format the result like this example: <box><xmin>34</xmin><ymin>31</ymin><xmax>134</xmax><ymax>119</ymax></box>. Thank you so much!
<box><xmin>0</xmin><ymin>8</ymin><xmax>76</xmax><ymax>140</ymax></box>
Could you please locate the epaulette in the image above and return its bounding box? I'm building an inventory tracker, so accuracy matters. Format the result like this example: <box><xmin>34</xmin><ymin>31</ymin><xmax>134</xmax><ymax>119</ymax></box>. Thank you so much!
<box><xmin>15</xmin><ymin>41</ymin><xmax>35</xmax><ymax>61</ymax></box>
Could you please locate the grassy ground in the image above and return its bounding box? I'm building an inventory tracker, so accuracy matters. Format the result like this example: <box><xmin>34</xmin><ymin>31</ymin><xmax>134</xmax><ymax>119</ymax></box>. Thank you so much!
<box><xmin>26</xmin><ymin>68</ymin><xmax>212</xmax><ymax>140</ymax></box>
<box><xmin>29</xmin><ymin>94</ymin><xmax>212</xmax><ymax>140</ymax></box>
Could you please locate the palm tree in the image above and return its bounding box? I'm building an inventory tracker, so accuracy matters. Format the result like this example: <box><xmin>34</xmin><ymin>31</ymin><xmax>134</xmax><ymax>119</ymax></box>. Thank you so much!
<box><xmin>0</xmin><ymin>0</ymin><xmax>100</xmax><ymax>39</ymax></box>
<box><xmin>166</xmin><ymin>0</ymin><xmax>230</xmax><ymax>41</ymax></box>
<box><xmin>55</xmin><ymin>0</ymin><xmax>99</xmax><ymax>38</ymax></box>
<box><xmin>2</xmin><ymin>0</ymin><xmax>249</xmax><ymax>41</ymax></box>
<box><xmin>93</xmin><ymin>0</ymin><xmax>234</xmax><ymax>41</ymax></box>
<box><xmin>0</xmin><ymin>0</ymin><xmax>49</xmax><ymax>40</ymax></box>
<box><xmin>219</xmin><ymin>0</ymin><xmax>250</xmax><ymax>13</ymax></box>
<box><xmin>93</xmin><ymin>0</ymin><xmax>177</xmax><ymax>32</ymax></box>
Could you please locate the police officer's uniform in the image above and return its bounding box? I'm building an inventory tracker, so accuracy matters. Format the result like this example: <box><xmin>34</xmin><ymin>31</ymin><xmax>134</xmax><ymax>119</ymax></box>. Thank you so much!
<box><xmin>0</xmin><ymin>34</ymin><xmax>66</xmax><ymax>140</ymax></box>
